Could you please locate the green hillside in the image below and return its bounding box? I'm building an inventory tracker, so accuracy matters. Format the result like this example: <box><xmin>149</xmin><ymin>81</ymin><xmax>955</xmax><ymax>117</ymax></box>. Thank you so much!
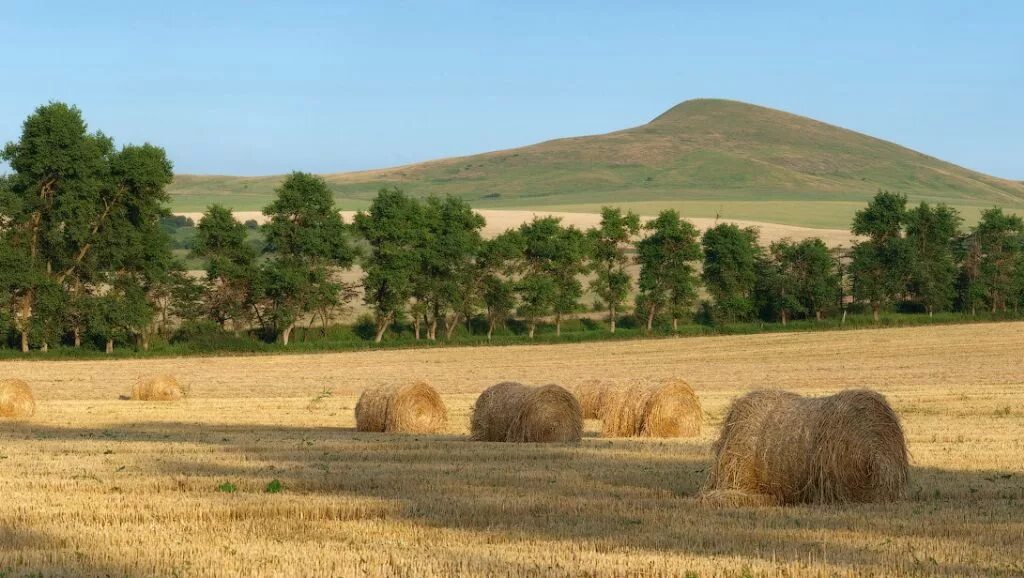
<box><xmin>169</xmin><ymin>99</ymin><xmax>1024</xmax><ymax>228</ymax></box>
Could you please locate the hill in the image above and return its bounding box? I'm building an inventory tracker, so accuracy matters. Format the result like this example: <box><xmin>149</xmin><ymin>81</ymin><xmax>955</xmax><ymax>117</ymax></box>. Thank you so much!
<box><xmin>169</xmin><ymin>99</ymin><xmax>1024</xmax><ymax>228</ymax></box>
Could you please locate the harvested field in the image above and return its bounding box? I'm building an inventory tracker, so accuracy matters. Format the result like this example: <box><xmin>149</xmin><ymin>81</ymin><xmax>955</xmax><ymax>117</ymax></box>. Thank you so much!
<box><xmin>1</xmin><ymin>322</ymin><xmax>1023</xmax><ymax>576</ymax></box>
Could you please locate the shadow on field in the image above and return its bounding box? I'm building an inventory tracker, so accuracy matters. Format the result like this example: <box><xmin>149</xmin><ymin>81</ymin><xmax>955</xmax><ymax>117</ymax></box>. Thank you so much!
<box><xmin>5</xmin><ymin>420</ymin><xmax>1024</xmax><ymax>575</ymax></box>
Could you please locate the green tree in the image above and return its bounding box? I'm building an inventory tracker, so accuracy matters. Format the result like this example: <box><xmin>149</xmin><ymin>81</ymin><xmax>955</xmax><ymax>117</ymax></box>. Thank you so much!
<box><xmin>701</xmin><ymin>223</ymin><xmax>760</xmax><ymax>322</ymax></box>
<box><xmin>476</xmin><ymin>231</ymin><xmax>521</xmax><ymax>340</ymax></box>
<box><xmin>1</xmin><ymin>103</ymin><xmax>176</xmax><ymax>352</ymax></box>
<box><xmin>634</xmin><ymin>209</ymin><xmax>701</xmax><ymax>332</ymax></box>
<box><xmin>588</xmin><ymin>207</ymin><xmax>640</xmax><ymax>332</ymax></box>
<box><xmin>515</xmin><ymin>216</ymin><xmax>587</xmax><ymax>337</ymax></box>
<box><xmin>261</xmin><ymin>172</ymin><xmax>357</xmax><ymax>345</ymax></box>
<box><xmin>972</xmin><ymin>208</ymin><xmax>1024</xmax><ymax>313</ymax></box>
<box><xmin>754</xmin><ymin>241</ymin><xmax>806</xmax><ymax>325</ymax></box>
<box><xmin>905</xmin><ymin>203</ymin><xmax>961</xmax><ymax>315</ymax></box>
<box><xmin>849</xmin><ymin>191</ymin><xmax>912</xmax><ymax>321</ymax></box>
<box><xmin>415</xmin><ymin>196</ymin><xmax>485</xmax><ymax>340</ymax></box>
<box><xmin>354</xmin><ymin>188</ymin><xmax>423</xmax><ymax>342</ymax></box>
<box><xmin>193</xmin><ymin>204</ymin><xmax>259</xmax><ymax>334</ymax></box>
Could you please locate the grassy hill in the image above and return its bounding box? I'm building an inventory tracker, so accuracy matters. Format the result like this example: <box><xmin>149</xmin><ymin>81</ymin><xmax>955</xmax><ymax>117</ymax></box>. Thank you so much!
<box><xmin>169</xmin><ymin>99</ymin><xmax>1024</xmax><ymax>228</ymax></box>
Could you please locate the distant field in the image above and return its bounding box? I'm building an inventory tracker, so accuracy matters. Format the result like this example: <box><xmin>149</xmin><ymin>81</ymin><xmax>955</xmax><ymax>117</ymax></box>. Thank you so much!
<box><xmin>2</xmin><ymin>323</ymin><xmax>1023</xmax><ymax>576</ymax></box>
<box><xmin>168</xmin><ymin>99</ymin><xmax>1024</xmax><ymax>229</ymax></box>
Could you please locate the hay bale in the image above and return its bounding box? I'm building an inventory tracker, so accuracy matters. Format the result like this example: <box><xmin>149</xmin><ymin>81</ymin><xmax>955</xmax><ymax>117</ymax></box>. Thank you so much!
<box><xmin>703</xmin><ymin>389</ymin><xmax>909</xmax><ymax>505</ymax></box>
<box><xmin>0</xmin><ymin>379</ymin><xmax>35</xmax><ymax>418</ymax></box>
<box><xmin>354</xmin><ymin>380</ymin><xmax>448</xmax><ymax>433</ymax></box>
<box><xmin>599</xmin><ymin>378</ymin><xmax>702</xmax><ymax>438</ymax></box>
<box><xmin>571</xmin><ymin>379</ymin><xmax>612</xmax><ymax>419</ymax></box>
<box><xmin>470</xmin><ymin>382</ymin><xmax>582</xmax><ymax>443</ymax></box>
<box><xmin>131</xmin><ymin>375</ymin><xmax>187</xmax><ymax>401</ymax></box>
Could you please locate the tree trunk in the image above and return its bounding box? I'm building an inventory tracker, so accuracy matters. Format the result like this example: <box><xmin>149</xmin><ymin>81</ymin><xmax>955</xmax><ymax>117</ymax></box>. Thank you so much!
<box><xmin>444</xmin><ymin>314</ymin><xmax>459</xmax><ymax>340</ymax></box>
<box><xmin>672</xmin><ymin>317</ymin><xmax>678</xmax><ymax>331</ymax></box>
<box><xmin>872</xmin><ymin>303</ymin><xmax>880</xmax><ymax>322</ymax></box>
<box><xmin>487</xmin><ymin>319</ymin><xmax>495</xmax><ymax>341</ymax></box>
<box><xmin>428</xmin><ymin>318</ymin><xmax>437</xmax><ymax>341</ymax></box>
<box><xmin>74</xmin><ymin>327</ymin><xmax>82</xmax><ymax>348</ymax></box>
<box><xmin>841</xmin><ymin>309</ymin><xmax>847</xmax><ymax>325</ymax></box>
<box><xmin>609</xmin><ymin>304</ymin><xmax>616</xmax><ymax>333</ymax></box>
<box><xmin>555</xmin><ymin>312</ymin><xmax>561</xmax><ymax>337</ymax></box>
<box><xmin>105</xmin><ymin>339</ymin><xmax>114</xmax><ymax>354</ymax></box>
<box><xmin>529</xmin><ymin>322</ymin><xmax>536</xmax><ymax>339</ymax></box>
<box><xmin>815</xmin><ymin>310</ymin><xmax>822</xmax><ymax>322</ymax></box>
<box><xmin>142</xmin><ymin>332</ymin><xmax>150</xmax><ymax>351</ymax></box>
<box><xmin>646</xmin><ymin>308</ymin><xmax>656</xmax><ymax>333</ymax></box>
<box><xmin>281</xmin><ymin>323</ymin><xmax>295</xmax><ymax>346</ymax></box>
<box><xmin>928</xmin><ymin>306</ymin><xmax>934</xmax><ymax>318</ymax></box>
<box><xmin>20</xmin><ymin>331</ymin><xmax>29</xmax><ymax>353</ymax></box>
<box><xmin>413</xmin><ymin>318</ymin><xmax>421</xmax><ymax>340</ymax></box>
<box><xmin>781</xmin><ymin>309</ymin><xmax>788</xmax><ymax>326</ymax></box>
<box><xmin>41</xmin><ymin>341</ymin><xmax>48</xmax><ymax>353</ymax></box>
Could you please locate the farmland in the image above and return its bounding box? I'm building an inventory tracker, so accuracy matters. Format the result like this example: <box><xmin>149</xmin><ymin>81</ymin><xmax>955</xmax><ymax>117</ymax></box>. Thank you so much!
<box><xmin>2</xmin><ymin>322</ymin><xmax>1023</xmax><ymax>577</ymax></box>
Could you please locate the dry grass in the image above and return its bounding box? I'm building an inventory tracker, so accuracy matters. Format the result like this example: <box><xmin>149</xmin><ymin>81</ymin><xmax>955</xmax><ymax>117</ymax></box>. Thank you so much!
<box><xmin>1</xmin><ymin>322</ymin><xmax>1023</xmax><ymax>576</ymax></box>
<box><xmin>355</xmin><ymin>380</ymin><xmax>447</xmax><ymax>433</ymax></box>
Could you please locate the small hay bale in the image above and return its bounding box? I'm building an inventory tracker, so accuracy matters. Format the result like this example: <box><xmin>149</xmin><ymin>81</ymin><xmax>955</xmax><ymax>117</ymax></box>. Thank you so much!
<box><xmin>0</xmin><ymin>379</ymin><xmax>35</xmax><ymax>418</ymax></box>
<box><xmin>572</xmin><ymin>379</ymin><xmax>613</xmax><ymax>419</ymax></box>
<box><xmin>354</xmin><ymin>380</ymin><xmax>448</xmax><ymax>433</ymax></box>
<box><xmin>470</xmin><ymin>382</ymin><xmax>582</xmax><ymax>443</ymax></box>
<box><xmin>599</xmin><ymin>378</ymin><xmax>702</xmax><ymax>438</ymax></box>
<box><xmin>131</xmin><ymin>375</ymin><xmax>187</xmax><ymax>401</ymax></box>
<box><xmin>702</xmin><ymin>389</ymin><xmax>909</xmax><ymax>505</ymax></box>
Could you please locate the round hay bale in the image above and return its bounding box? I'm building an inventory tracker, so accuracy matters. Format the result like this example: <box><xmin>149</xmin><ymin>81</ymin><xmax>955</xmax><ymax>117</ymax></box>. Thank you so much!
<box><xmin>354</xmin><ymin>380</ymin><xmax>448</xmax><ymax>434</ymax></box>
<box><xmin>571</xmin><ymin>379</ymin><xmax>612</xmax><ymax>419</ymax></box>
<box><xmin>470</xmin><ymin>382</ymin><xmax>582</xmax><ymax>443</ymax></box>
<box><xmin>703</xmin><ymin>389</ymin><xmax>909</xmax><ymax>505</ymax></box>
<box><xmin>0</xmin><ymin>379</ymin><xmax>35</xmax><ymax>418</ymax></box>
<box><xmin>599</xmin><ymin>378</ymin><xmax>702</xmax><ymax>438</ymax></box>
<box><xmin>131</xmin><ymin>375</ymin><xmax>186</xmax><ymax>401</ymax></box>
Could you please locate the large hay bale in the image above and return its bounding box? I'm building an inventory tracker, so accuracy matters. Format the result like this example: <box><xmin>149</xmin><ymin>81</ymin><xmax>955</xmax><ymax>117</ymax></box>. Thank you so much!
<box><xmin>355</xmin><ymin>380</ymin><xmax>448</xmax><ymax>433</ymax></box>
<box><xmin>572</xmin><ymin>379</ymin><xmax>612</xmax><ymax>419</ymax></box>
<box><xmin>131</xmin><ymin>375</ymin><xmax>187</xmax><ymax>401</ymax></box>
<box><xmin>470</xmin><ymin>382</ymin><xmax>582</xmax><ymax>443</ymax></box>
<box><xmin>599</xmin><ymin>378</ymin><xmax>702</xmax><ymax>438</ymax></box>
<box><xmin>0</xmin><ymin>379</ymin><xmax>35</xmax><ymax>418</ymax></box>
<box><xmin>703</xmin><ymin>389</ymin><xmax>909</xmax><ymax>505</ymax></box>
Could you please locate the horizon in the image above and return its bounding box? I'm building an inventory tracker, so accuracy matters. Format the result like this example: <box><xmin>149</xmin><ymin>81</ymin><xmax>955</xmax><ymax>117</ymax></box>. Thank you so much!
<box><xmin>1</xmin><ymin>1</ymin><xmax>1022</xmax><ymax>180</ymax></box>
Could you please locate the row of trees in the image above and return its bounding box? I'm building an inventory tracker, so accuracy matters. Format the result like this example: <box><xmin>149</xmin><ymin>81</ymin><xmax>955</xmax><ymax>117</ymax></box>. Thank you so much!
<box><xmin>2</xmin><ymin>103</ymin><xmax>1024</xmax><ymax>353</ymax></box>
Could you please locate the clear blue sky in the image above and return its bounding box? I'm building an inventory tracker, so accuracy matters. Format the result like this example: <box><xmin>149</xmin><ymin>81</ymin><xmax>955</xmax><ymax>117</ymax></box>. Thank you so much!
<box><xmin>1</xmin><ymin>1</ymin><xmax>1021</xmax><ymax>179</ymax></box>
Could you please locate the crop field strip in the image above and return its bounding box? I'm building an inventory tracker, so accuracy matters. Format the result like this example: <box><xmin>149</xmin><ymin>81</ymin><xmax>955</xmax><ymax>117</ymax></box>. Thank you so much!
<box><xmin>1</xmin><ymin>322</ymin><xmax>1023</xmax><ymax>576</ymax></box>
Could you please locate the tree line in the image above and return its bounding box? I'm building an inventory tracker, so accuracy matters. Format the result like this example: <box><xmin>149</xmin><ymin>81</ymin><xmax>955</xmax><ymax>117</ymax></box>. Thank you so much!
<box><xmin>2</xmin><ymin>103</ymin><xmax>1023</xmax><ymax>353</ymax></box>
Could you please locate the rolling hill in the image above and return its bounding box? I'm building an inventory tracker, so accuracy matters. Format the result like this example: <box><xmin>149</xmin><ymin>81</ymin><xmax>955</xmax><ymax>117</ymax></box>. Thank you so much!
<box><xmin>169</xmin><ymin>99</ymin><xmax>1024</xmax><ymax>228</ymax></box>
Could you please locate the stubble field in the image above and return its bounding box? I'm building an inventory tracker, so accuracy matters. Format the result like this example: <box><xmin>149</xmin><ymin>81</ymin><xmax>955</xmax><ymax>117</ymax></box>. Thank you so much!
<box><xmin>2</xmin><ymin>322</ymin><xmax>1023</xmax><ymax>577</ymax></box>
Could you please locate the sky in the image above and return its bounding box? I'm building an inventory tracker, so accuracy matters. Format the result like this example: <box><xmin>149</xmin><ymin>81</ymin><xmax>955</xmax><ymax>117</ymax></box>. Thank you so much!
<box><xmin>1</xmin><ymin>1</ymin><xmax>1021</xmax><ymax>179</ymax></box>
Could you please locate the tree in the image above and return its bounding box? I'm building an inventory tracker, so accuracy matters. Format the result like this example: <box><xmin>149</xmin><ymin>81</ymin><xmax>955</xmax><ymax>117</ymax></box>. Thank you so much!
<box><xmin>905</xmin><ymin>203</ymin><xmax>961</xmax><ymax>315</ymax></box>
<box><xmin>354</xmin><ymin>188</ymin><xmax>423</xmax><ymax>342</ymax></box>
<box><xmin>754</xmin><ymin>241</ymin><xmax>805</xmax><ymax>325</ymax></box>
<box><xmin>193</xmin><ymin>204</ymin><xmax>259</xmax><ymax>334</ymax></box>
<box><xmin>849</xmin><ymin>191</ymin><xmax>912</xmax><ymax>321</ymax></box>
<box><xmin>588</xmin><ymin>207</ymin><xmax>640</xmax><ymax>332</ymax></box>
<box><xmin>1</xmin><ymin>103</ymin><xmax>176</xmax><ymax>352</ymax></box>
<box><xmin>515</xmin><ymin>216</ymin><xmax>587</xmax><ymax>337</ymax></box>
<box><xmin>972</xmin><ymin>208</ymin><xmax>1024</xmax><ymax>313</ymax></box>
<box><xmin>701</xmin><ymin>223</ymin><xmax>760</xmax><ymax>322</ymax></box>
<box><xmin>634</xmin><ymin>209</ymin><xmax>701</xmax><ymax>332</ymax></box>
<box><xmin>476</xmin><ymin>232</ymin><xmax>521</xmax><ymax>340</ymax></box>
<box><xmin>261</xmin><ymin>172</ymin><xmax>357</xmax><ymax>345</ymax></box>
<box><xmin>414</xmin><ymin>196</ymin><xmax>485</xmax><ymax>340</ymax></box>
